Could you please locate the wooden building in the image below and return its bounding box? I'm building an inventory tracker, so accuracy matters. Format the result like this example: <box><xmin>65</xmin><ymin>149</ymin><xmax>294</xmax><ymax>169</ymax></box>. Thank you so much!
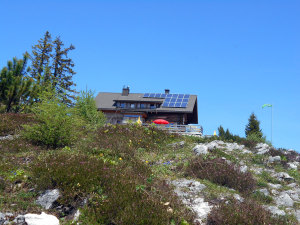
<box><xmin>95</xmin><ymin>87</ymin><xmax>198</xmax><ymax>125</ymax></box>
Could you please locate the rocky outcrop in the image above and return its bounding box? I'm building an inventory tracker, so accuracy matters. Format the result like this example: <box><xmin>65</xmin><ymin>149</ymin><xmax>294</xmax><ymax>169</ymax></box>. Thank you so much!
<box><xmin>170</xmin><ymin>179</ymin><xmax>212</xmax><ymax>224</ymax></box>
<box><xmin>36</xmin><ymin>189</ymin><xmax>60</xmax><ymax>209</ymax></box>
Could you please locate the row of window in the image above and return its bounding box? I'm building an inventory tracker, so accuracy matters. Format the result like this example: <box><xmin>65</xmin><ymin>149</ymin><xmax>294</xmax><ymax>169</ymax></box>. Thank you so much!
<box><xmin>116</xmin><ymin>102</ymin><xmax>160</xmax><ymax>109</ymax></box>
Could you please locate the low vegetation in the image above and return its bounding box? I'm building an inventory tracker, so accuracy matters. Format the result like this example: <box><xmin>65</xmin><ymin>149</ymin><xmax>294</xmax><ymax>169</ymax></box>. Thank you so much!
<box><xmin>0</xmin><ymin>91</ymin><xmax>298</xmax><ymax>224</ymax></box>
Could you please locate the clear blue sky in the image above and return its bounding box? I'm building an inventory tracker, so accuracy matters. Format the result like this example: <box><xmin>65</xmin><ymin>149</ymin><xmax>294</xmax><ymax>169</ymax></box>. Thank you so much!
<box><xmin>1</xmin><ymin>0</ymin><xmax>299</xmax><ymax>151</ymax></box>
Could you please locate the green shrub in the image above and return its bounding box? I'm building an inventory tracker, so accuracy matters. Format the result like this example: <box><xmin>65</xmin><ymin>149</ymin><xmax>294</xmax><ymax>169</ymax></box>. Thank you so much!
<box><xmin>185</xmin><ymin>156</ymin><xmax>256</xmax><ymax>193</ymax></box>
<box><xmin>22</xmin><ymin>91</ymin><xmax>83</xmax><ymax>148</ymax></box>
<box><xmin>207</xmin><ymin>199</ymin><xmax>292</xmax><ymax>225</ymax></box>
<box><xmin>246</xmin><ymin>132</ymin><xmax>266</xmax><ymax>143</ymax></box>
<box><xmin>75</xmin><ymin>89</ymin><xmax>106</xmax><ymax>130</ymax></box>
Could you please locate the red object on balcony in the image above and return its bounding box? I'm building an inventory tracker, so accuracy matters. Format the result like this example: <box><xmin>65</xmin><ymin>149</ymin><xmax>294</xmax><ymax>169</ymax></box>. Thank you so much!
<box><xmin>153</xmin><ymin>119</ymin><xmax>169</xmax><ymax>124</ymax></box>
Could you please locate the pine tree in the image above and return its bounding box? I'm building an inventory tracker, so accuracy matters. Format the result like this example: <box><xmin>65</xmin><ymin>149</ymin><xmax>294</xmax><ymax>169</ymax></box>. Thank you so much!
<box><xmin>51</xmin><ymin>36</ymin><xmax>76</xmax><ymax>105</ymax></box>
<box><xmin>245</xmin><ymin>113</ymin><xmax>263</xmax><ymax>138</ymax></box>
<box><xmin>218</xmin><ymin>125</ymin><xmax>225</xmax><ymax>138</ymax></box>
<box><xmin>30</xmin><ymin>31</ymin><xmax>52</xmax><ymax>81</ymax></box>
<box><xmin>0</xmin><ymin>54</ymin><xmax>33</xmax><ymax>112</ymax></box>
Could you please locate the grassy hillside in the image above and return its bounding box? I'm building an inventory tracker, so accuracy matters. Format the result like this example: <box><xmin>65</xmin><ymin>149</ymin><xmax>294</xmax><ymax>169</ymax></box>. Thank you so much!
<box><xmin>0</xmin><ymin>114</ymin><xmax>299</xmax><ymax>224</ymax></box>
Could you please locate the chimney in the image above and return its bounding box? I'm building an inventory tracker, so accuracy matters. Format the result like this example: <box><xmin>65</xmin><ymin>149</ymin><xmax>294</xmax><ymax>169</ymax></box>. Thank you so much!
<box><xmin>122</xmin><ymin>86</ymin><xmax>130</xmax><ymax>96</ymax></box>
<box><xmin>165</xmin><ymin>89</ymin><xmax>170</xmax><ymax>94</ymax></box>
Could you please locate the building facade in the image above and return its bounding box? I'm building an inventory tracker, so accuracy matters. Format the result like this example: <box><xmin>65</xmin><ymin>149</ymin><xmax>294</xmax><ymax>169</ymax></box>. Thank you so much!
<box><xmin>95</xmin><ymin>87</ymin><xmax>198</xmax><ymax>125</ymax></box>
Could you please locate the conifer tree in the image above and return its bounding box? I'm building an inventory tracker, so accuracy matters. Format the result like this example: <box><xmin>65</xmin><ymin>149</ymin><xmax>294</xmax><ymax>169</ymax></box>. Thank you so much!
<box><xmin>30</xmin><ymin>31</ymin><xmax>52</xmax><ymax>81</ymax></box>
<box><xmin>51</xmin><ymin>36</ymin><xmax>76</xmax><ymax>105</ymax></box>
<box><xmin>0</xmin><ymin>54</ymin><xmax>33</xmax><ymax>112</ymax></box>
<box><xmin>218</xmin><ymin>125</ymin><xmax>225</xmax><ymax>138</ymax></box>
<box><xmin>245</xmin><ymin>113</ymin><xmax>263</xmax><ymax>138</ymax></box>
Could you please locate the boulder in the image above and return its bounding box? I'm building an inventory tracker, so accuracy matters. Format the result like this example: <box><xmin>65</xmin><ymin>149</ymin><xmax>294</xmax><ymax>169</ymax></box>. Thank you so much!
<box><xmin>258</xmin><ymin>188</ymin><xmax>270</xmax><ymax>196</ymax></box>
<box><xmin>24</xmin><ymin>212</ymin><xmax>59</xmax><ymax>225</ymax></box>
<box><xmin>240</xmin><ymin>165</ymin><xmax>248</xmax><ymax>173</ymax></box>
<box><xmin>287</xmin><ymin>162</ymin><xmax>298</xmax><ymax>170</ymax></box>
<box><xmin>268</xmin><ymin>183</ymin><xmax>282</xmax><ymax>189</ymax></box>
<box><xmin>265</xmin><ymin>205</ymin><xmax>286</xmax><ymax>216</ymax></box>
<box><xmin>275</xmin><ymin>192</ymin><xmax>294</xmax><ymax>207</ymax></box>
<box><xmin>36</xmin><ymin>189</ymin><xmax>60</xmax><ymax>210</ymax></box>
<box><xmin>268</xmin><ymin>156</ymin><xmax>281</xmax><ymax>163</ymax></box>
<box><xmin>256</xmin><ymin>143</ymin><xmax>270</xmax><ymax>155</ymax></box>
<box><xmin>193</xmin><ymin>144</ymin><xmax>208</xmax><ymax>155</ymax></box>
<box><xmin>170</xmin><ymin>179</ymin><xmax>212</xmax><ymax>223</ymax></box>
<box><xmin>273</xmin><ymin>172</ymin><xmax>294</xmax><ymax>182</ymax></box>
<box><xmin>233</xmin><ymin>194</ymin><xmax>244</xmax><ymax>202</ymax></box>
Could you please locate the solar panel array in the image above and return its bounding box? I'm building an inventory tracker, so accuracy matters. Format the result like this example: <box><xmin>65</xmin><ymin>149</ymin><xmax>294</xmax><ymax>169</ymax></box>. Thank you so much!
<box><xmin>143</xmin><ymin>93</ymin><xmax>166</xmax><ymax>98</ymax></box>
<box><xmin>162</xmin><ymin>94</ymin><xmax>190</xmax><ymax>108</ymax></box>
<box><xmin>143</xmin><ymin>93</ymin><xmax>190</xmax><ymax>108</ymax></box>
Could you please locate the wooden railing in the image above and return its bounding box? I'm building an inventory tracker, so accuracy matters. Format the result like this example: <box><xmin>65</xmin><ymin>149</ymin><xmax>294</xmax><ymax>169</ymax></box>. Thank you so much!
<box><xmin>143</xmin><ymin>124</ymin><xmax>203</xmax><ymax>136</ymax></box>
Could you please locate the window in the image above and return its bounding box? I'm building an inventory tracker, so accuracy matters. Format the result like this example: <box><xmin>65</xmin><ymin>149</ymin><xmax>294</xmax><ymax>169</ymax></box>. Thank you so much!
<box><xmin>130</xmin><ymin>103</ymin><xmax>135</xmax><ymax>109</ymax></box>
<box><xmin>120</xmin><ymin>103</ymin><xmax>125</xmax><ymax>108</ymax></box>
<box><xmin>141</xmin><ymin>103</ymin><xmax>146</xmax><ymax>109</ymax></box>
<box><xmin>150</xmin><ymin>104</ymin><xmax>156</xmax><ymax>109</ymax></box>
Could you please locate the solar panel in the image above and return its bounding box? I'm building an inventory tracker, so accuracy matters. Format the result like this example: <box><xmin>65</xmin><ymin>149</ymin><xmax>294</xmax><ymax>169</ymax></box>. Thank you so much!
<box><xmin>161</xmin><ymin>94</ymin><xmax>190</xmax><ymax>108</ymax></box>
<box><xmin>143</xmin><ymin>93</ymin><xmax>190</xmax><ymax>108</ymax></box>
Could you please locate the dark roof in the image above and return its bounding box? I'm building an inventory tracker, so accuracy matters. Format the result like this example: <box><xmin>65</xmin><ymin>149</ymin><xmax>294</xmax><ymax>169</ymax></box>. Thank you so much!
<box><xmin>95</xmin><ymin>92</ymin><xmax>197</xmax><ymax>113</ymax></box>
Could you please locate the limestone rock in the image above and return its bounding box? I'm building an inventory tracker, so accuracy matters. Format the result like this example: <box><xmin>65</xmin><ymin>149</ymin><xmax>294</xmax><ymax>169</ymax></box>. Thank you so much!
<box><xmin>265</xmin><ymin>205</ymin><xmax>286</xmax><ymax>216</ymax></box>
<box><xmin>256</xmin><ymin>143</ymin><xmax>270</xmax><ymax>155</ymax></box>
<box><xmin>268</xmin><ymin>183</ymin><xmax>282</xmax><ymax>189</ymax></box>
<box><xmin>170</xmin><ymin>179</ymin><xmax>211</xmax><ymax>224</ymax></box>
<box><xmin>24</xmin><ymin>212</ymin><xmax>59</xmax><ymax>225</ymax></box>
<box><xmin>275</xmin><ymin>192</ymin><xmax>294</xmax><ymax>207</ymax></box>
<box><xmin>258</xmin><ymin>188</ymin><xmax>270</xmax><ymax>196</ymax></box>
<box><xmin>273</xmin><ymin>172</ymin><xmax>294</xmax><ymax>182</ymax></box>
<box><xmin>287</xmin><ymin>162</ymin><xmax>298</xmax><ymax>170</ymax></box>
<box><xmin>193</xmin><ymin>144</ymin><xmax>208</xmax><ymax>155</ymax></box>
<box><xmin>240</xmin><ymin>165</ymin><xmax>248</xmax><ymax>173</ymax></box>
<box><xmin>36</xmin><ymin>189</ymin><xmax>60</xmax><ymax>210</ymax></box>
<box><xmin>268</xmin><ymin>156</ymin><xmax>281</xmax><ymax>163</ymax></box>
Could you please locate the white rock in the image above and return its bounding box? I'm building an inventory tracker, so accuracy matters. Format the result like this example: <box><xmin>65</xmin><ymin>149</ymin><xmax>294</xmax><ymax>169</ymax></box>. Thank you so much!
<box><xmin>265</xmin><ymin>205</ymin><xmax>286</xmax><ymax>216</ymax></box>
<box><xmin>192</xmin><ymin>197</ymin><xmax>213</xmax><ymax>224</ymax></box>
<box><xmin>193</xmin><ymin>144</ymin><xmax>209</xmax><ymax>155</ymax></box>
<box><xmin>240</xmin><ymin>165</ymin><xmax>248</xmax><ymax>173</ymax></box>
<box><xmin>170</xmin><ymin>179</ymin><xmax>211</xmax><ymax>224</ymax></box>
<box><xmin>273</xmin><ymin>172</ymin><xmax>294</xmax><ymax>182</ymax></box>
<box><xmin>275</xmin><ymin>192</ymin><xmax>294</xmax><ymax>207</ymax></box>
<box><xmin>72</xmin><ymin>209</ymin><xmax>80</xmax><ymax>223</ymax></box>
<box><xmin>287</xmin><ymin>162</ymin><xmax>298</xmax><ymax>170</ymax></box>
<box><xmin>24</xmin><ymin>212</ymin><xmax>59</xmax><ymax>225</ymax></box>
<box><xmin>268</xmin><ymin>156</ymin><xmax>281</xmax><ymax>163</ymax></box>
<box><xmin>268</xmin><ymin>183</ymin><xmax>282</xmax><ymax>189</ymax></box>
<box><xmin>36</xmin><ymin>189</ymin><xmax>60</xmax><ymax>209</ymax></box>
<box><xmin>287</xmin><ymin>183</ymin><xmax>298</xmax><ymax>188</ymax></box>
<box><xmin>233</xmin><ymin>194</ymin><xmax>244</xmax><ymax>202</ymax></box>
<box><xmin>284</xmin><ymin>190</ymin><xmax>300</xmax><ymax>201</ymax></box>
<box><xmin>256</xmin><ymin>143</ymin><xmax>270</xmax><ymax>155</ymax></box>
<box><xmin>295</xmin><ymin>210</ymin><xmax>300</xmax><ymax>223</ymax></box>
<box><xmin>258</xmin><ymin>188</ymin><xmax>270</xmax><ymax>196</ymax></box>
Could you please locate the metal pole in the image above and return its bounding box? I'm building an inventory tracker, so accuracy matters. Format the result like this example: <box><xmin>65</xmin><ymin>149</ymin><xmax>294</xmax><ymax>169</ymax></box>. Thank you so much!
<box><xmin>271</xmin><ymin>105</ymin><xmax>273</xmax><ymax>145</ymax></box>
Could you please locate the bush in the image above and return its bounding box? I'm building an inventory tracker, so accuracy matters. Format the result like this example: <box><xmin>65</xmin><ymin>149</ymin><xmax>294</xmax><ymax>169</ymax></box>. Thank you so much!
<box><xmin>31</xmin><ymin>151</ymin><xmax>194</xmax><ymax>224</ymax></box>
<box><xmin>22</xmin><ymin>91</ymin><xmax>83</xmax><ymax>148</ymax></box>
<box><xmin>207</xmin><ymin>199</ymin><xmax>292</xmax><ymax>225</ymax></box>
<box><xmin>185</xmin><ymin>156</ymin><xmax>256</xmax><ymax>193</ymax></box>
<box><xmin>75</xmin><ymin>89</ymin><xmax>106</xmax><ymax>130</ymax></box>
<box><xmin>0</xmin><ymin>113</ymin><xmax>35</xmax><ymax>136</ymax></box>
